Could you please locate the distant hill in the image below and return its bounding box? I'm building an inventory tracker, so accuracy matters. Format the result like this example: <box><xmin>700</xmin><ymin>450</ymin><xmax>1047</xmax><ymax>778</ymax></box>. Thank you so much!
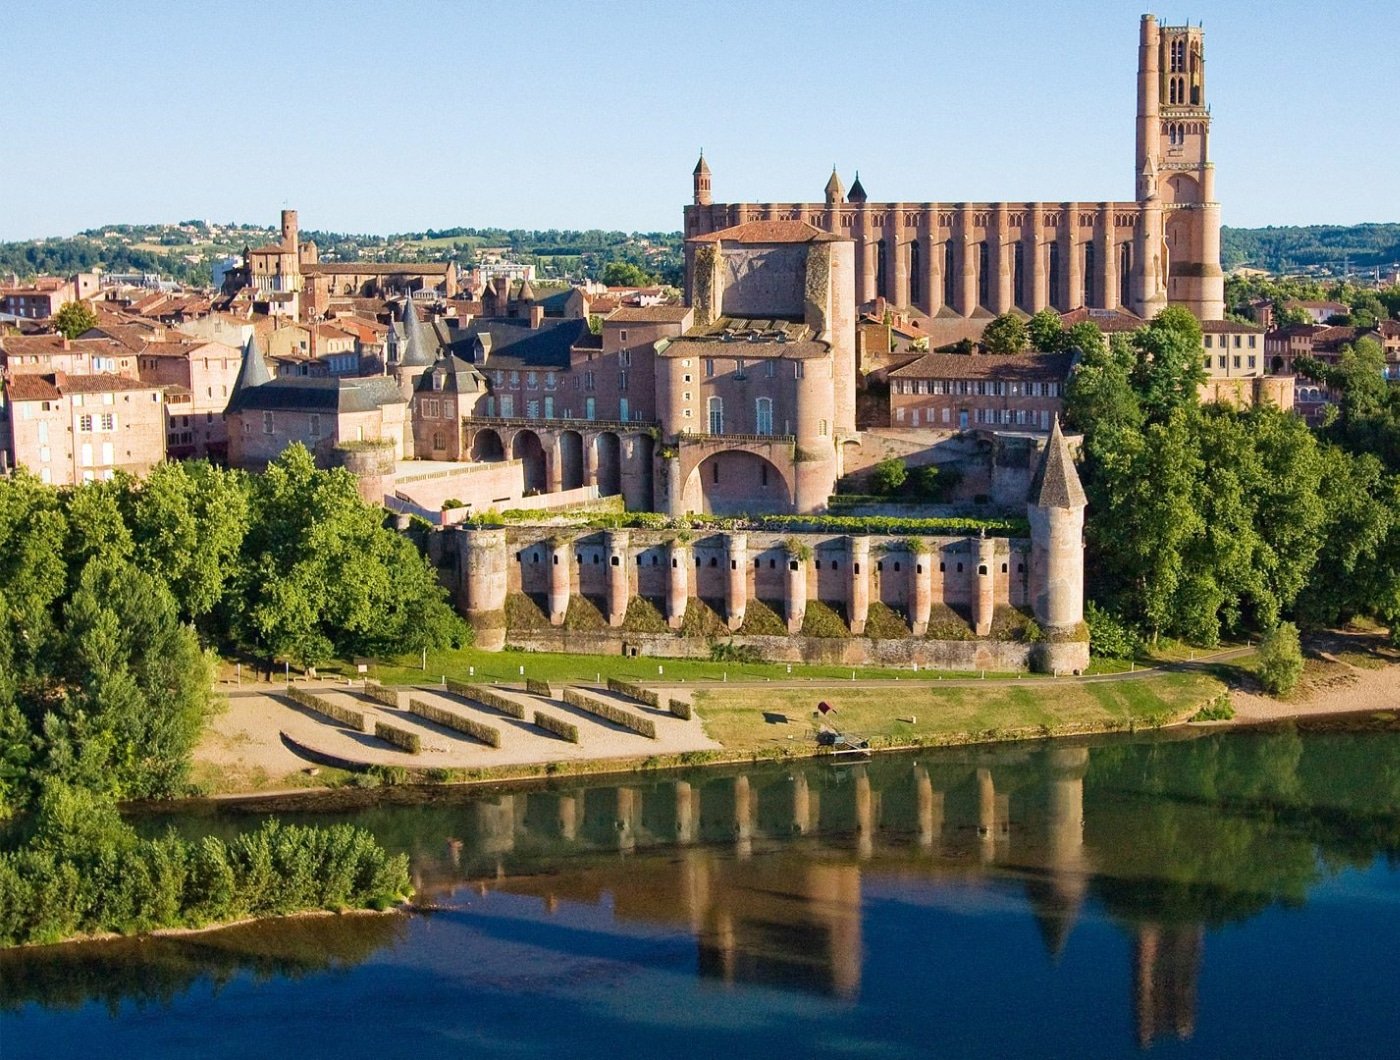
<box><xmin>0</xmin><ymin>222</ymin><xmax>685</xmax><ymax>288</ymax></box>
<box><xmin>1221</xmin><ymin>224</ymin><xmax>1400</xmax><ymax>275</ymax></box>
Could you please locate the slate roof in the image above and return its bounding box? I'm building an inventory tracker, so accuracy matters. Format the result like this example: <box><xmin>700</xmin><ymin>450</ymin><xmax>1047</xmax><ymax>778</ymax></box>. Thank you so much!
<box><xmin>847</xmin><ymin>172</ymin><xmax>867</xmax><ymax>203</ymax></box>
<box><xmin>398</xmin><ymin>297</ymin><xmax>436</xmax><ymax>368</ymax></box>
<box><xmin>415</xmin><ymin>353</ymin><xmax>487</xmax><ymax>397</ymax></box>
<box><xmin>227</xmin><ymin>375</ymin><xmax>406</xmax><ymax>414</ymax></box>
<box><xmin>446</xmin><ymin>317</ymin><xmax>590</xmax><ymax>370</ymax></box>
<box><xmin>1030</xmin><ymin>417</ymin><xmax>1087</xmax><ymax>510</ymax></box>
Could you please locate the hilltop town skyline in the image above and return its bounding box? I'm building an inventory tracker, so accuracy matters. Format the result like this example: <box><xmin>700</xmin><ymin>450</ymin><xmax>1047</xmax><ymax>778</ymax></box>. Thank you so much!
<box><xmin>3</xmin><ymin>0</ymin><xmax>1398</xmax><ymax>241</ymax></box>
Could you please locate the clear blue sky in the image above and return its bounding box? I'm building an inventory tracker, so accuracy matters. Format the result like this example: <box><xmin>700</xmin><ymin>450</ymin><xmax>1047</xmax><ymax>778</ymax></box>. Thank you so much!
<box><xmin>2</xmin><ymin>0</ymin><xmax>1396</xmax><ymax>241</ymax></box>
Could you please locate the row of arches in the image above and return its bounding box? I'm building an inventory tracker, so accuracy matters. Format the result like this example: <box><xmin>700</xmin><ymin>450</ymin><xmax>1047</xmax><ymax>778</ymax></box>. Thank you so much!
<box><xmin>469</xmin><ymin>427</ymin><xmax>628</xmax><ymax>497</ymax></box>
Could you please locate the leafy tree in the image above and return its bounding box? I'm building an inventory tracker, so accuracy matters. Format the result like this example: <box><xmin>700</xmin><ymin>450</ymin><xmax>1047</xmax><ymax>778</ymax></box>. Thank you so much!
<box><xmin>601</xmin><ymin>261</ymin><xmax>655</xmax><ymax>287</ymax></box>
<box><xmin>52</xmin><ymin>300</ymin><xmax>98</xmax><ymax>339</ymax></box>
<box><xmin>1257</xmin><ymin>622</ymin><xmax>1304</xmax><ymax>695</ymax></box>
<box><xmin>980</xmin><ymin>313</ymin><xmax>1029</xmax><ymax>354</ymax></box>
<box><xmin>1084</xmin><ymin>600</ymin><xmax>1140</xmax><ymax>659</ymax></box>
<box><xmin>1028</xmin><ymin>308</ymin><xmax>1064</xmax><ymax>351</ymax></box>
<box><xmin>870</xmin><ymin>457</ymin><xmax>907</xmax><ymax>496</ymax></box>
<box><xmin>1131</xmin><ymin>306</ymin><xmax>1206</xmax><ymax>422</ymax></box>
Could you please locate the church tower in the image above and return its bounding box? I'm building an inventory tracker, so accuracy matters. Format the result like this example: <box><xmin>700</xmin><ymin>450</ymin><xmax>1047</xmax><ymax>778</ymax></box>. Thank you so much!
<box><xmin>693</xmin><ymin>152</ymin><xmax>712</xmax><ymax>206</ymax></box>
<box><xmin>1135</xmin><ymin>15</ymin><xmax>1223</xmax><ymax>320</ymax></box>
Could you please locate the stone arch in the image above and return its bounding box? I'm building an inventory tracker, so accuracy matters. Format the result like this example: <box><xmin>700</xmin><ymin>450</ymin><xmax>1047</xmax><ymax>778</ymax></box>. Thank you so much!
<box><xmin>471</xmin><ymin>427</ymin><xmax>505</xmax><ymax>462</ymax></box>
<box><xmin>558</xmin><ymin>430</ymin><xmax>584</xmax><ymax>490</ymax></box>
<box><xmin>512</xmin><ymin>429</ymin><xmax>546</xmax><ymax>493</ymax></box>
<box><xmin>595</xmin><ymin>431</ymin><xmax>622</xmax><ymax>496</ymax></box>
<box><xmin>681</xmin><ymin>450</ymin><xmax>792</xmax><ymax>516</ymax></box>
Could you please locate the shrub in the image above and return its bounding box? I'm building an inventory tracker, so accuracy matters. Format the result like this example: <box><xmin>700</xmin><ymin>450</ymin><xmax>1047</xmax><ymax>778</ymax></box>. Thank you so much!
<box><xmin>533</xmin><ymin>710</ymin><xmax>580</xmax><ymax>743</ymax></box>
<box><xmin>871</xmin><ymin>457</ymin><xmax>908</xmax><ymax>497</ymax></box>
<box><xmin>1191</xmin><ymin>693</ymin><xmax>1235</xmax><ymax>722</ymax></box>
<box><xmin>285</xmin><ymin>687</ymin><xmax>368</xmax><ymax>732</ymax></box>
<box><xmin>1257</xmin><ymin>622</ymin><xmax>1304</xmax><ymax>695</ymax></box>
<box><xmin>409</xmin><ymin>698</ymin><xmax>500</xmax><ymax>747</ymax></box>
<box><xmin>607</xmin><ymin>678</ymin><xmax>661</xmax><ymax>708</ymax></box>
<box><xmin>444</xmin><ymin>681</ymin><xmax>527</xmax><ymax>720</ymax></box>
<box><xmin>374</xmin><ymin>721</ymin><xmax>422</xmax><ymax>754</ymax></box>
<box><xmin>1085</xmin><ymin>601</ymin><xmax>1141</xmax><ymax>659</ymax></box>
<box><xmin>362</xmin><ymin>681</ymin><xmax>401</xmax><ymax>709</ymax></box>
<box><xmin>668</xmin><ymin>698</ymin><xmax>693</xmax><ymax>720</ymax></box>
<box><xmin>561</xmin><ymin>688</ymin><xmax>657</xmax><ymax>738</ymax></box>
<box><xmin>709</xmin><ymin>639</ymin><xmax>762</xmax><ymax>662</ymax></box>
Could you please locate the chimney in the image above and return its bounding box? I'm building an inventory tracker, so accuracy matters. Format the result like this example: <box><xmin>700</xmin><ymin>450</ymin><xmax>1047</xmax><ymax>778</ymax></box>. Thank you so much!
<box><xmin>61</xmin><ymin>336</ymin><xmax>71</xmax><ymax>350</ymax></box>
<box><xmin>530</xmin><ymin>304</ymin><xmax>544</xmax><ymax>329</ymax></box>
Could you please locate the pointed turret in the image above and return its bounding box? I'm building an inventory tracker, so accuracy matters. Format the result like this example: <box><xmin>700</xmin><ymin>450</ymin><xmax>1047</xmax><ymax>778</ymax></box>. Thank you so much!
<box><xmin>824</xmin><ymin>166</ymin><xmax>845</xmax><ymax>205</ymax></box>
<box><xmin>230</xmin><ymin>333</ymin><xmax>272</xmax><ymax>398</ymax></box>
<box><xmin>693</xmin><ymin>150</ymin><xmax>712</xmax><ymax>206</ymax></box>
<box><xmin>1030</xmin><ymin>416</ymin><xmax>1086</xmax><ymax>510</ymax></box>
<box><xmin>398</xmin><ymin>294</ymin><xmax>434</xmax><ymax>368</ymax></box>
<box><xmin>847</xmin><ymin>171</ymin><xmax>867</xmax><ymax>204</ymax></box>
<box><xmin>518</xmin><ymin>277</ymin><xmax>536</xmax><ymax>303</ymax></box>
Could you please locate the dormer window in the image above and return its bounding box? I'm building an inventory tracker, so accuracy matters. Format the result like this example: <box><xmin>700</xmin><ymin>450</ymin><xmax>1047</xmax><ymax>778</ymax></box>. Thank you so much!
<box><xmin>432</xmin><ymin>372</ymin><xmax>444</xmax><ymax>391</ymax></box>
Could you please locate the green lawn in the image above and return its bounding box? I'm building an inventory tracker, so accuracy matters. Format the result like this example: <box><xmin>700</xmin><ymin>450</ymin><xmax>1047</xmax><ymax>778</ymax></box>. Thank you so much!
<box><xmin>693</xmin><ymin>670</ymin><xmax>1228</xmax><ymax>754</ymax></box>
<box><xmin>350</xmin><ymin>646</ymin><xmax>1046</xmax><ymax>689</ymax></box>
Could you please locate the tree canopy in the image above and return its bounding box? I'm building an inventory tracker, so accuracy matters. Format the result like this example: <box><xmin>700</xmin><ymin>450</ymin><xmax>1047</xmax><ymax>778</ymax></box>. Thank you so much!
<box><xmin>53</xmin><ymin>300</ymin><xmax>97</xmax><ymax>339</ymax></box>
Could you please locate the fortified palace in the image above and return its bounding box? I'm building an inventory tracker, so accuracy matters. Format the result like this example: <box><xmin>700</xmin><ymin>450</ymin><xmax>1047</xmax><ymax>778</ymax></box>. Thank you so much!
<box><xmin>3</xmin><ymin>14</ymin><xmax>1274</xmax><ymax>673</ymax></box>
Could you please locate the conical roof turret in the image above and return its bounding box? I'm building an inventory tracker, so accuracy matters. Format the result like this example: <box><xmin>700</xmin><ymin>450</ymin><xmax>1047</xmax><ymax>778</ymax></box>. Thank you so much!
<box><xmin>230</xmin><ymin>333</ymin><xmax>272</xmax><ymax>397</ymax></box>
<box><xmin>824</xmin><ymin>166</ymin><xmax>845</xmax><ymax>204</ymax></box>
<box><xmin>847</xmin><ymin>171</ymin><xmax>867</xmax><ymax>203</ymax></box>
<box><xmin>1030</xmin><ymin>416</ymin><xmax>1087</xmax><ymax>509</ymax></box>
<box><xmin>693</xmin><ymin>150</ymin><xmax>710</xmax><ymax>176</ymax></box>
<box><xmin>518</xmin><ymin>277</ymin><xmax>536</xmax><ymax>302</ymax></box>
<box><xmin>398</xmin><ymin>293</ymin><xmax>435</xmax><ymax>367</ymax></box>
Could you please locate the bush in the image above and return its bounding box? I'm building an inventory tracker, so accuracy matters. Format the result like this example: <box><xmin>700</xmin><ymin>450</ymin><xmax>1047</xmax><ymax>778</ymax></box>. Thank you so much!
<box><xmin>1257</xmin><ymin>622</ymin><xmax>1304</xmax><ymax>695</ymax></box>
<box><xmin>1085</xmin><ymin>601</ymin><xmax>1141</xmax><ymax>659</ymax></box>
<box><xmin>533</xmin><ymin>710</ymin><xmax>580</xmax><ymax>743</ymax></box>
<box><xmin>871</xmin><ymin>458</ymin><xmax>908</xmax><ymax>497</ymax></box>
<box><xmin>561</xmin><ymin>688</ymin><xmax>657</xmax><ymax>738</ymax></box>
<box><xmin>709</xmin><ymin>639</ymin><xmax>762</xmax><ymax>662</ymax></box>
<box><xmin>409</xmin><ymin>698</ymin><xmax>500</xmax><ymax>747</ymax></box>
<box><xmin>374</xmin><ymin>721</ymin><xmax>422</xmax><ymax>754</ymax></box>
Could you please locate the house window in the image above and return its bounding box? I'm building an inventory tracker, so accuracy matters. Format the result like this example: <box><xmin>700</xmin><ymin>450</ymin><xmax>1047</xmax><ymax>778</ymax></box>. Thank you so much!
<box><xmin>309</xmin><ymin>414</ymin><xmax>321</xmax><ymax>438</ymax></box>
<box><xmin>618</xmin><ymin>369</ymin><xmax>628</xmax><ymax>391</ymax></box>
<box><xmin>705</xmin><ymin>358</ymin><xmax>715</xmax><ymax>377</ymax></box>
<box><xmin>766</xmin><ymin>359</ymin><xmax>776</xmax><ymax>378</ymax></box>
<box><xmin>527</xmin><ymin>400</ymin><xmax>539</xmax><ymax>418</ymax></box>
<box><xmin>526</xmin><ymin>371</ymin><xmax>537</xmax><ymax>389</ymax></box>
<box><xmin>619</xmin><ymin>348</ymin><xmax>631</xmax><ymax>366</ymax></box>
<box><xmin>619</xmin><ymin>397</ymin><xmax>629</xmax><ymax>421</ymax></box>
<box><xmin>585</xmin><ymin>397</ymin><xmax>596</xmax><ymax>420</ymax></box>
<box><xmin>433</xmin><ymin>430</ymin><xmax>445</xmax><ymax>450</ymax></box>
<box><xmin>78</xmin><ymin>414</ymin><xmax>93</xmax><ymax>432</ymax></box>
<box><xmin>546</xmin><ymin>372</ymin><xmax>556</xmax><ymax>390</ymax></box>
<box><xmin>584</xmin><ymin>371</ymin><xmax>595</xmax><ymax>391</ymax></box>
<box><xmin>708</xmin><ymin>396</ymin><xmax>724</xmax><ymax>435</ymax></box>
<box><xmin>755</xmin><ymin>396</ymin><xmax>773</xmax><ymax>435</ymax></box>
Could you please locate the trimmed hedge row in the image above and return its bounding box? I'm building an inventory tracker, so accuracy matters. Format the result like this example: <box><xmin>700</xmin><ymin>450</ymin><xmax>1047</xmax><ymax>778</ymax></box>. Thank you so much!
<box><xmin>444</xmin><ymin>679</ymin><xmax>526</xmax><ymax>719</ymax></box>
<box><xmin>525</xmin><ymin>678</ymin><xmax>556</xmax><ymax>698</ymax></box>
<box><xmin>562</xmin><ymin>688</ymin><xmax>657</xmax><ymax>739</ymax></box>
<box><xmin>668</xmin><ymin>698</ymin><xmax>693</xmax><ymax>721</ymax></box>
<box><xmin>362</xmin><ymin>681</ymin><xmax>401</xmax><ymax>709</ymax></box>
<box><xmin>409</xmin><ymin>698</ymin><xmax>501</xmax><ymax>748</ymax></box>
<box><xmin>374</xmin><ymin>720</ymin><xmax>422</xmax><ymax>754</ymax></box>
<box><xmin>533</xmin><ymin>710</ymin><xmax>580</xmax><ymax>743</ymax></box>
<box><xmin>606</xmin><ymin>678</ymin><xmax>661</xmax><ymax>708</ymax></box>
<box><xmin>285</xmin><ymin>686</ymin><xmax>367</xmax><ymax>732</ymax></box>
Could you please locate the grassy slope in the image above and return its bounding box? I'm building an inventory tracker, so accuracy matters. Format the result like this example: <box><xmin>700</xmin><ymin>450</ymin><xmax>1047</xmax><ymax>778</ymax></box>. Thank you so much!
<box><xmin>694</xmin><ymin>670</ymin><xmax>1227</xmax><ymax>753</ymax></box>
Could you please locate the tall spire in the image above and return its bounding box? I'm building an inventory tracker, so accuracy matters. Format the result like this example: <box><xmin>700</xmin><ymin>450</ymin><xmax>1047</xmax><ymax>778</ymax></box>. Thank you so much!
<box><xmin>824</xmin><ymin>165</ymin><xmax>845</xmax><ymax>205</ymax></box>
<box><xmin>230</xmin><ymin>333</ymin><xmax>271</xmax><ymax>397</ymax></box>
<box><xmin>1030</xmin><ymin>416</ymin><xmax>1087</xmax><ymax>509</ymax></box>
<box><xmin>693</xmin><ymin>150</ymin><xmax>712</xmax><ymax>206</ymax></box>
<box><xmin>847</xmin><ymin>170</ymin><xmax>867</xmax><ymax>204</ymax></box>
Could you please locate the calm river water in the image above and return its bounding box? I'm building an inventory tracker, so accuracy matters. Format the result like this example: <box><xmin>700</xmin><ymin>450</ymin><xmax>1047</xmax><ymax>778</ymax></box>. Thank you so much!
<box><xmin>4</xmin><ymin>715</ymin><xmax>1399</xmax><ymax>1058</ymax></box>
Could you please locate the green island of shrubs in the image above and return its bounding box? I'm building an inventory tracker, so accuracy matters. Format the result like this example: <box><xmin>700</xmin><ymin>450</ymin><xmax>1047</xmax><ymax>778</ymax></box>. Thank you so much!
<box><xmin>0</xmin><ymin>783</ymin><xmax>412</xmax><ymax>948</ymax></box>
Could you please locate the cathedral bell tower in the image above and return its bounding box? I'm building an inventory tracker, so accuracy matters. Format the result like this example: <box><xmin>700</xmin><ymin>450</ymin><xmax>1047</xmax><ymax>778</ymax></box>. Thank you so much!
<box><xmin>1135</xmin><ymin>14</ymin><xmax>1223</xmax><ymax>320</ymax></box>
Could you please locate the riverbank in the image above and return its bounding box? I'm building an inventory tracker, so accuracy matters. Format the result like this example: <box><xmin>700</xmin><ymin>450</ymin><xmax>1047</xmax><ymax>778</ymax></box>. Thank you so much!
<box><xmin>189</xmin><ymin>633</ymin><xmax>1398</xmax><ymax>801</ymax></box>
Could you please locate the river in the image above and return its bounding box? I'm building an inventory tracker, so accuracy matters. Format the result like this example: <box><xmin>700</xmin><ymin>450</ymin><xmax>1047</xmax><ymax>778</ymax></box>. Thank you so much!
<box><xmin>3</xmin><ymin>715</ymin><xmax>1399</xmax><ymax>1058</ymax></box>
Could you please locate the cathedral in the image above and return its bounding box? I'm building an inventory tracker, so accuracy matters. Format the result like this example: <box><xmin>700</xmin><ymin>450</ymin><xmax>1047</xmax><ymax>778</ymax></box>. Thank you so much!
<box><xmin>684</xmin><ymin>15</ymin><xmax>1223</xmax><ymax>341</ymax></box>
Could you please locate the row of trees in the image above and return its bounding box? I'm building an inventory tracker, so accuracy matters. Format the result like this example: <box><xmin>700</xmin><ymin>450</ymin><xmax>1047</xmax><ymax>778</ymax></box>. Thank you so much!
<box><xmin>1064</xmin><ymin>308</ymin><xmax>1400</xmax><ymax>650</ymax></box>
<box><xmin>0</xmin><ymin>446</ymin><xmax>466</xmax><ymax>818</ymax></box>
<box><xmin>1224</xmin><ymin>274</ymin><xmax>1400</xmax><ymax>329</ymax></box>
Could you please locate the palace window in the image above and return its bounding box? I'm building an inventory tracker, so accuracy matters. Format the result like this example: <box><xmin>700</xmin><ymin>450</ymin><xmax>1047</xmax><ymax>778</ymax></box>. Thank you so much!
<box><xmin>708</xmin><ymin>396</ymin><xmax>724</xmax><ymax>435</ymax></box>
<box><xmin>755</xmin><ymin>396</ymin><xmax>773</xmax><ymax>435</ymax></box>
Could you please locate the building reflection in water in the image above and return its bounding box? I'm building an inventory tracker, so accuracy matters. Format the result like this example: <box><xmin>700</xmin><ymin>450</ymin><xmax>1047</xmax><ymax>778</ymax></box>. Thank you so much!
<box><xmin>410</xmin><ymin>743</ymin><xmax>1205</xmax><ymax>1037</ymax></box>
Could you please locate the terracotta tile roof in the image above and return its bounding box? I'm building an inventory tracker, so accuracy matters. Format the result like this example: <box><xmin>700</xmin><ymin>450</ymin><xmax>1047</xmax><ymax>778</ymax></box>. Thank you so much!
<box><xmin>606</xmin><ymin>306</ymin><xmax>693</xmax><ymax>324</ymax></box>
<box><xmin>1200</xmin><ymin>319</ymin><xmax>1264</xmax><ymax>334</ymax></box>
<box><xmin>4</xmin><ymin>371</ymin><xmax>155</xmax><ymax>400</ymax></box>
<box><xmin>1057</xmin><ymin>307</ymin><xmax>1144</xmax><ymax>333</ymax></box>
<box><xmin>688</xmin><ymin>220</ymin><xmax>843</xmax><ymax>244</ymax></box>
<box><xmin>889</xmin><ymin>350</ymin><xmax>1077</xmax><ymax>381</ymax></box>
<box><xmin>4</xmin><ymin>374</ymin><xmax>61</xmax><ymax>401</ymax></box>
<box><xmin>303</xmin><ymin>262</ymin><xmax>452</xmax><ymax>276</ymax></box>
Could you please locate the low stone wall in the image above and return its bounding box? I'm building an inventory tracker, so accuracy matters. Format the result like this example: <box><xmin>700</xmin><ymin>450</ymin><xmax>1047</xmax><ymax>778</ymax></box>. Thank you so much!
<box><xmin>505</xmin><ymin>629</ymin><xmax>1051</xmax><ymax>672</ymax></box>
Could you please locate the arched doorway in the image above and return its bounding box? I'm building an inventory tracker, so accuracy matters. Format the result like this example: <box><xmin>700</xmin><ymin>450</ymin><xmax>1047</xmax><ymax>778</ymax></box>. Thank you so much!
<box><xmin>559</xmin><ymin>430</ymin><xmax>584</xmax><ymax>490</ymax></box>
<box><xmin>596</xmin><ymin>432</ymin><xmax>622</xmax><ymax>496</ymax></box>
<box><xmin>682</xmin><ymin>450</ymin><xmax>790</xmax><ymax>515</ymax></box>
<box><xmin>471</xmin><ymin>428</ymin><xmax>505</xmax><ymax>462</ymax></box>
<box><xmin>512</xmin><ymin>430</ymin><xmax>546</xmax><ymax>493</ymax></box>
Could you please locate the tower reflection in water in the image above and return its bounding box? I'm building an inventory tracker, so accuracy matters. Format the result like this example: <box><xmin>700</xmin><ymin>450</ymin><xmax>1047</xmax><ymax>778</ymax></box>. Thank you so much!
<box><xmin>413</xmin><ymin>742</ymin><xmax>1201</xmax><ymax>1042</ymax></box>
